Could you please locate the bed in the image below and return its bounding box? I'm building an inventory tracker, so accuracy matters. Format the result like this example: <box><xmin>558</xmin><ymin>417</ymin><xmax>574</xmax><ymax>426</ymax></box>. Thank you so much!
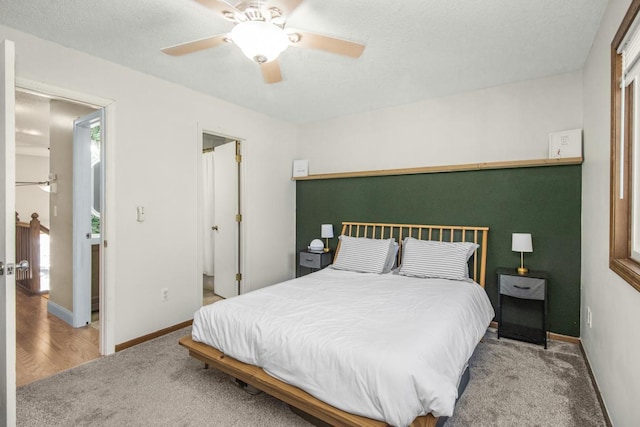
<box><xmin>181</xmin><ymin>222</ymin><xmax>494</xmax><ymax>427</ymax></box>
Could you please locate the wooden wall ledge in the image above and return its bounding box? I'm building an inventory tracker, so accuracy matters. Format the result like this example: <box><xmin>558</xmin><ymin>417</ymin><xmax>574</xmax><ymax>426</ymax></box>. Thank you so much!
<box><xmin>292</xmin><ymin>157</ymin><xmax>583</xmax><ymax>181</ymax></box>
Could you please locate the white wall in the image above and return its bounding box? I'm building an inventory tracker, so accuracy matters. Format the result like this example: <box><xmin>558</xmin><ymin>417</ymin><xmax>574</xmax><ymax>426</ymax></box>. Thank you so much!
<box><xmin>15</xmin><ymin>154</ymin><xmax>48</xmax><ymax>228</ymax></box>
<box><xmin>297</xmin><ymin>71</ymin><xmax>583</xmax><ymax>174</ymax></box>
<box><xmin>0</xmin><ymin>25</ymin><xmax>297</xmax><ymax>346</ymax></box>
<box><xmin>582</xmin><ymin>0</ymin><xmax>640</xmax><ymax>425</ymax></box>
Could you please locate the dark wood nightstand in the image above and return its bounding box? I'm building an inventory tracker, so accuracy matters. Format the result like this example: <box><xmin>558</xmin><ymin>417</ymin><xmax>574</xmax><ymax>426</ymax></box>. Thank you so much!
<box><xmin>497</xmin><ymin>267</ymin><xmax>548</xmax><ymax>349</ymax></box>
<box><xmin>298</xmin><ymin>250</ymin><xmax>332</xmax><ymax>276</ymax></box>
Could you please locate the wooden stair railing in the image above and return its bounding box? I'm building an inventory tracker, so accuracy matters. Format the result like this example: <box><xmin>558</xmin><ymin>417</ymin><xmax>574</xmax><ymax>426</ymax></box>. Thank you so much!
<box><xmin>15</xmin><ymin>212</ymin><xmax>48</xmax><ymax>295</ymax></box>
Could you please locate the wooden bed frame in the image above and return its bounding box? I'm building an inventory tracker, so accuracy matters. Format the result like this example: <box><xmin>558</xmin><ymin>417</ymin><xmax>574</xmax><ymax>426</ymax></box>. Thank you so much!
<box><xmin>180</xmin><ymin>222</ymin><xmax>489</xmax><ymax>427</ymax></box>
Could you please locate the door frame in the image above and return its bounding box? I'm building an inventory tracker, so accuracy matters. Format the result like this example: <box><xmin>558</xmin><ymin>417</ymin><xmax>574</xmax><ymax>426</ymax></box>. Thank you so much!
<box><xmin>196</xmin><ymin>125</ymin><xmax>246</xmax><ymax>305</ymax></box>
<box><xmin>16</xmin><ymin>78</ymin><xmax>116</xmax><ymax>355</ymax></box>
<box><xmin>1</xmin><ymin>39</ymin><xmax>17</xmax><ymax>427</ymax></box>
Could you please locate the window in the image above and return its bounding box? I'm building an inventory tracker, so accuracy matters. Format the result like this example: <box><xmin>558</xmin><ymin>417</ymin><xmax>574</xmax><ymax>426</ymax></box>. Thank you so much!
<box><xmin>611</xmin><ymin>0</ymin><xmax>640</xmax><ymax>292</ymax></box>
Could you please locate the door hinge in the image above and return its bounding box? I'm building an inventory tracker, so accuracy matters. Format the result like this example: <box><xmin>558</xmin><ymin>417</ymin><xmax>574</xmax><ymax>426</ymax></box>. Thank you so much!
<box><xmin>236</xmin><ymin>273</ymin><xmax>242</xmax><ymax>281</ymax></box>
<box><xmin>104</xmin><ymin>240</ymin><xmax>108</xmax><ymax>248</ymax></box>
<box><xmin>236</xmin><ymin>214</ymin><xmax>242</xmax><ymax>222</ymax></box>
<box><xmin>235</xmin><ymin>154</ymin><xmax>242</xmax><ymax>163</ymax></box>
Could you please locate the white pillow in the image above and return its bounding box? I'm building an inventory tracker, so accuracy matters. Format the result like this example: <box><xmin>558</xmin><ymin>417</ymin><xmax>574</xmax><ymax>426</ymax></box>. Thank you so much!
<box><xmin>398</xmin><ymin>237</ymin><xmax>479</xmax><ymax>281</ymax></box>
<box><xmin>382</xmin><ymin>241</ymin><xmax>399</xmax><ymax>273</ymax></box>
<box><xmin>332</xmin><ymin>235</ymin><xmax>395</xmax><ymax>274</ymax></box>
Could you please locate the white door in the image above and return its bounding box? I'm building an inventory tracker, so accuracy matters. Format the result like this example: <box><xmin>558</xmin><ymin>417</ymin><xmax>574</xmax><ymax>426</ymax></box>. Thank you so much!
<box><xmin>72</xmin><ymin>110</ymin><xmax>103</xmax><ymax>327</ymax></box>
<box><xmin>213</xmin><ymin>141</ymin><xmax>239</xmax><ymax>298</ymax></box>
<box><xmin>202</xmin><ymin>151</ymin><xmax>215</xmax><ymax>276</ymax></box>
<box><xmin>0</xmin><ymin>39</ymin><xmax>17</xmax><ymax>426</ymax></box>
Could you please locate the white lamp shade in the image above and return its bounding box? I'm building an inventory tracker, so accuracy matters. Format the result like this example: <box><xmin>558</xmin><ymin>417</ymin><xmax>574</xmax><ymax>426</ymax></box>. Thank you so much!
<box><xmin>321</xmin><ymin>224</ymin><xmax>334</xmax><ymax>238</ymax></box>
<box><xmin>512</xmin><ymin>233</ymin><xmax>533</xmax><ymax>252</ymax></box>
<box><xmin>230</xmin><ymin>21</ymin><xmax>290</xmax><ymax>63</ymax></box>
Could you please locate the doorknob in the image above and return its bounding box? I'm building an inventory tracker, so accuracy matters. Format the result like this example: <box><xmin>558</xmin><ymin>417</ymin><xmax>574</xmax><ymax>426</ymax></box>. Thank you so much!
<box><xmin>0</xmin><ymin>262</ymin><xmax>3</xmax><ymax>275</ymax></box>
<box><xmin>16</xmin><ymin>260</ymin><xmax>29</xmax><ymax>271</ymax></box>
<box><xmin>212</xmin><ymin>226</ymin><xmax>219</xmax><ymax>231</ymax></box>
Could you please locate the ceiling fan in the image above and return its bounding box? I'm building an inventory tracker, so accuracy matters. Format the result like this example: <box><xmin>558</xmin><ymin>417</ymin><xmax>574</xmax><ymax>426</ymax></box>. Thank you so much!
<box><xmin>161</xmin><ymin>0</ymin><xmax>365</xmax><ymax>84</ymax></box>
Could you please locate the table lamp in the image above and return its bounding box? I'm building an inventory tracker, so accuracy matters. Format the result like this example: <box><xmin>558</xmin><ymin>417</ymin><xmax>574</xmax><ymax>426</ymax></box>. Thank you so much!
<box><xmin>512</xmin><ymin>233</ymin><xmax>533</xmax><ymax>275</ymax></box>
<box><xmin>321</xmin><ymin>224</ymin><xmax>334</xmax><ymax>253</ymax></box>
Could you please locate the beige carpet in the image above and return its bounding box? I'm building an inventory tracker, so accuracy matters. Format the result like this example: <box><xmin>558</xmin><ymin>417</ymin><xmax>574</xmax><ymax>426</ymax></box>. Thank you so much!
<box><xmin>17</xmin><ymin>328</ymin><xmax>606</xmax><ymax>426</ymax></box>
<box><xmin>445</xmin><ymin>331</ymin><xmax>606</xmax><ymax>426</ymax></box>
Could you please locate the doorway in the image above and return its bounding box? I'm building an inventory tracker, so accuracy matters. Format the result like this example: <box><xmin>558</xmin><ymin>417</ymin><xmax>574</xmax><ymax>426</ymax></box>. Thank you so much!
<box><xmin>14</xmin><ymin>89</ymin><xmax>104</xmax><ymax>385</ymax></box>
<box><xmin>201</xmin><ymin>132</ymin><xmax>241</xmax><ymax>304</ymax></box>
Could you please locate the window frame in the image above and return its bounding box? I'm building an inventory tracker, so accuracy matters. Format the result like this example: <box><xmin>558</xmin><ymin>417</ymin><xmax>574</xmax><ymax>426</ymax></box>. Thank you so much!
<box><xmin>610</xmin><ymin>0</ymin><xmax>640</xmax><ymax>293</ymax></box>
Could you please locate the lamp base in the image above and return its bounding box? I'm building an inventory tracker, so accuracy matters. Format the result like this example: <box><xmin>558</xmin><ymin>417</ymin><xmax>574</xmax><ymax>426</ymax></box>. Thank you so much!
<box><xmin>517</xmin><ymin>267</ymin><xmax>529</xmax><ymax>275</ymax></box>
<box><xmin>323</xmin><ymin>247</ymin><xmax>330</xmax><ymax>253</ymax></box>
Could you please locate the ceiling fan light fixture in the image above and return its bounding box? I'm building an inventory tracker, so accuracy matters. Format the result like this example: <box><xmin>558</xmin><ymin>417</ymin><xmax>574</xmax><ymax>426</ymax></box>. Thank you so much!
<box><xmin>222</xmin><ymin>11</ymin><xmax>237</xmax><ymax>22</ymax></box>
<box><xmin>268</xmin><ymin>7</ymin><xmax>285</xmax><ymax>26</ymax></box>
<box><xmin>287</xmin><ymin>32</ymin><xmax>300</xmax><ymax>44</ymax></box>
<box><xmin>230</xmin><ymin>20</ymin><xmax>290</xmax><ymax>63</ymax></box>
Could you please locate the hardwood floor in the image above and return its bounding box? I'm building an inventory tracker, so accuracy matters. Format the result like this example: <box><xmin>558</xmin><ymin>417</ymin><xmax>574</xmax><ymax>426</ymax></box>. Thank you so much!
<box><xmin>203</xmin><ymin>274</ymin><xmax>223</xmax><ymax>306</ymax></box>
<box><xmin>16</xmin><ymin>290</ymin><xmax>100</xmax><ymax>387</ymax></box>
<box><xmin>16</xmin><ymin>277</ymin><xmax>220</xmax><ymax>387</ymax></box>
<box><xmin>203</xmin><ymin>288</ymin><xmax>223</xmax><ymax>306</ymax></box>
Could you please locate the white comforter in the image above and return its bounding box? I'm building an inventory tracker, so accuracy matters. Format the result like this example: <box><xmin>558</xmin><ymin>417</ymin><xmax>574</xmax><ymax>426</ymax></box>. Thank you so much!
<box><xmin>192</xmin><ymin>268</ymin><xmax>494</xmax><ymax>427</ymax></box>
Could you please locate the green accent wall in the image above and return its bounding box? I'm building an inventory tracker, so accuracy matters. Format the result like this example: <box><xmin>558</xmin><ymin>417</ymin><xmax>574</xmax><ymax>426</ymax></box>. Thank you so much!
<box><xmin>296</xmin><ymin>165</ymin><xmax>582</xmax><ymax>337</ymax></box>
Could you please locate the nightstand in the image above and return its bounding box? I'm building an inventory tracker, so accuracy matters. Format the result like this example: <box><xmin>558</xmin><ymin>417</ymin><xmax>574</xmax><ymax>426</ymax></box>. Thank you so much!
<box><xmin>298</xmin><ymin>250</ymin><xmax>332</xmax><ymax>276</ymax></box>
<box><xmin>497</xmin><ymin>267</ymin><xmax>548</xmax><ymax>349</ymax></box>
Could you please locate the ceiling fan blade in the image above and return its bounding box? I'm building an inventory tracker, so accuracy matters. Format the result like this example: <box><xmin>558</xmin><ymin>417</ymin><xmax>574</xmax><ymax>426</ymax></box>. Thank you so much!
<box><xmin>270</xmin><ymin>0</ymin><xmax>304</xmax><ymax>16</ymax></box>
<box><xmin>194</xmin><ymin>0</ymin><xmax>243</xmax><ymax>17</ymax></box>
<box><xmin>289</xmin><ymin>30</ymin><xmax>365</xmax><ymax>58</ymax></box>
<box><xmin>161</xmin><ymin>34</ymin><xmax>228</xmax><ymax>56</ymax></box>
<box><xmin>260</xmin><ymin>60</ymin><xmax>283</xmax><ymax>84</ymax></box>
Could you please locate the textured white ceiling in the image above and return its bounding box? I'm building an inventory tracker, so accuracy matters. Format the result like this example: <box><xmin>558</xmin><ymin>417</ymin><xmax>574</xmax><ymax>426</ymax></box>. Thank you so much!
<box><xmin>15</xmin><ymin>91</ymin><xmax>49</xmax><ymax>156</ymax></box>
<box><xmin>0</xmin><ymin>0</ymin><xmax>607</xmax><ymax>123</ymax></box>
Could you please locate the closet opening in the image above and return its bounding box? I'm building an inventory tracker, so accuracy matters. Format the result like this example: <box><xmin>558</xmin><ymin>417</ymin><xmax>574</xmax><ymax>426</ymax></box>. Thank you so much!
<box><xmin>201</xmin><ymin>132</ymin><xmax>241</xmax><ymax>305</ymax></box>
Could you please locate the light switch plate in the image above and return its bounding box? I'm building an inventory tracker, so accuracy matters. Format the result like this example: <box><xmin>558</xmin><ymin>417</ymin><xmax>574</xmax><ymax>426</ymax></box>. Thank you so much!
<box><xmin>136</xmin><ymin>206</ymin><xmax>145</xmax><ymax>222</ymax></box>
<box><xmin>549</xmin><ymin>129</ymin><xmax>582</xmax><ymax>159</ymax></box>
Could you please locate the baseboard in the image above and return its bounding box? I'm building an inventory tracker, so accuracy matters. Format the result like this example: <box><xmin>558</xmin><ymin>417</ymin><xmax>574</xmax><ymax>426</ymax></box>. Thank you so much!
<box><xmin>489</xmin><ymin>321</ymin><xmax>580</xmax><ymax>344</ymax></box>
<box><xmin>548</xmin><ymin>331</ymin><xmax>580</xmax><ymax>344</ymax></box>
<box><xmin>115</xmin><ymin>320</ymin><xmax>193</xmax><ymax>352</ymax></box>
<box><xmin>47</xmin><ymin>300</ymin><xmax>73</xmax><ymax>326</ymax></box>
<box><xmin>579</xmin><ymin>342</ymin><xmax>613</xmax><ymax>427</ymax></box>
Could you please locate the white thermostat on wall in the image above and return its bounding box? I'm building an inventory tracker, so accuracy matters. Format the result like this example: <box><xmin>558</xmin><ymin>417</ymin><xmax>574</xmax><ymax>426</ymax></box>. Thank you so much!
<box><xmin>548</xmin><ymin>129</ymin><xmax>582</xmax><ymax>159</ymax></box>
<box><xmin>292</xmin><ymin>159</ymin><xmax>309</xmax><ymax>177</ymax></box>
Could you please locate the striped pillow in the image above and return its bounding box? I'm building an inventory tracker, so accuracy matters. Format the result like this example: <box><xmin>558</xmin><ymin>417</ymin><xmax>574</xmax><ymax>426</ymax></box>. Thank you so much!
<box><xmin>398</xmin><ymin>237</ymin><xmax>479</xmax><ymax>281</ymax></box>
<box><xmin>332</xmin><ymin>235</ymin><xmax>395</xmax><ymax>274</ymax></box>
<box><xmin>383</xmin><ymin>242</ymin><xmax>399</xmax><ymax>273</ymax></box>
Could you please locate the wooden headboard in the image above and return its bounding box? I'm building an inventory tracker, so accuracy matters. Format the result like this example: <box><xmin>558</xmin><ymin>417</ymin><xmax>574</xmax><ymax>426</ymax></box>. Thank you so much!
<box><xmin>338</xmin><ymin>222</ymin><xmax>489</xmax><ymax>287</ymax></box>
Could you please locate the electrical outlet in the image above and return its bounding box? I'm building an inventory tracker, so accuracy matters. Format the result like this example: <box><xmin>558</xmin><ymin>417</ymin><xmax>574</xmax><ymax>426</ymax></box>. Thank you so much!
<box><xmin>161</xmin><ymin>288</ymin><xmax>169</xmax><ymax>302</ymax></box>
<box><xmin>587</xmin><ymin>306</ymin><xmax>592</xmax><ymax>328</ymax></box>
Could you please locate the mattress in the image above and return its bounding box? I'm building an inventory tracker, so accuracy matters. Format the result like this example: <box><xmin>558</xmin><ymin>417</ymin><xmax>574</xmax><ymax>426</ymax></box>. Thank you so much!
<box><xmin>192</xmin><ymin>268</ymin><xmax>494</xmax><ymax>427</ymax></box>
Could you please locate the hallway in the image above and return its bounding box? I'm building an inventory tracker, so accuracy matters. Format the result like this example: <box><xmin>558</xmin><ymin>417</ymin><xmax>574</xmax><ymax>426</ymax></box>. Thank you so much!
<box><xmin>16</xmin><ymin>290</ymin><xmax>100</xmax><ymax>387</ymax></box>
